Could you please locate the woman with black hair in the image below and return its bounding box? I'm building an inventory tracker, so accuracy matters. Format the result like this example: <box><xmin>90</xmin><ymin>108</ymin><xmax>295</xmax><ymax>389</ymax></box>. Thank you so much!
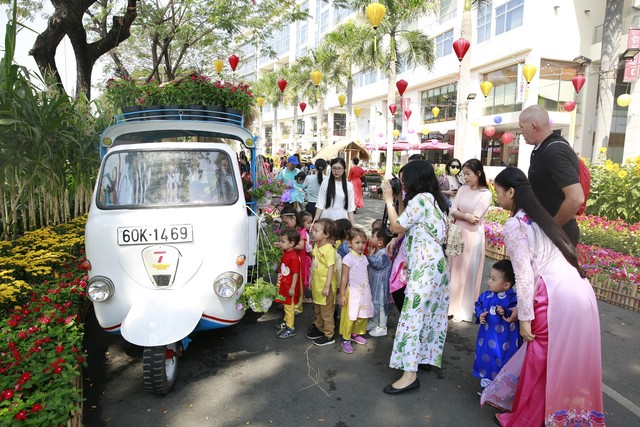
<box><xmin>303</xmin><ymin>158</ymin><xmax>327</xmax><ymax>217</ymax></box>
<box><xmin>380</xmin><ymin>160</ymin><xmax>450</xmax><ymax>394</ymax></box>
<box><xmin>448</xmin><ymin>158</ymin><xmax>493</xmax><ymax>323</ymax></box>
<box><xmin>438</xmin><ymin>158</ymin><xmax>463</xmax><ymax>205</ymax></box>
<box><xmin>482</xmin><ymin>167</ymin><xmax>604</xmax><ymax>427</ymax></box>
<box><xmin>348</xmin><ymin>157</ymin><xmax>365</xmax><ymax>211</ymax></box>
<box><xmin>313</xmin><ymin>158</ymin><xmax>355</xmax><ymax>223</ymax></box>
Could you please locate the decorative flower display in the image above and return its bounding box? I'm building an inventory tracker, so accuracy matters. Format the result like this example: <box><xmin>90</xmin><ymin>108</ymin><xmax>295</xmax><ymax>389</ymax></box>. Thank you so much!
<box><xmin>103</xmin><ymin>74</ymin><xmax>256</xmax><ymax>114</ymax></box>
<box><xmin>235</xmin><ymin>277</ymin><xmax>278</xmax><ymax>313</ymax></box>
<box><xmin>0</xmin><ymin>217</ymin><xmax>87</xmax><ymax>425</ymax></box>
<box><xmin>484</xmin><ymin>208</ymin><xmax>640</xmax><ymax>292</ymax></box>
<box><xmin>247</xmin><ymin>177</ymin><xmax>288</xmax><ymax>203</ymax></box>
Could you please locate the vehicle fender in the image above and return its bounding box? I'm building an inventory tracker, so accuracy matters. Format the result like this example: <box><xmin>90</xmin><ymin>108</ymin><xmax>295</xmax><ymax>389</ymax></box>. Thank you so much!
<box><xmin>120</xmin><ymin>290</ymin><xmax>202</xmax><ymax>347</ymax></box>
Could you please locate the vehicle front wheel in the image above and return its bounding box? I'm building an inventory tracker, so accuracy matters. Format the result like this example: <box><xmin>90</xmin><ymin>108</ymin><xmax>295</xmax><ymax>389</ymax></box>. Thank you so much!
<box><xmin>142</xmin><ymin>343</ymin><xmax>178</xmax><ymax>394</ymax></box>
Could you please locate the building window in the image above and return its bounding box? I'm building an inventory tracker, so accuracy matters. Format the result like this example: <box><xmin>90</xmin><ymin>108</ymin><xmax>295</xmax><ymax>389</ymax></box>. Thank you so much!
<box><xmin>439</xmin><ymin>0</ymin><xmax>457</xmax><ymax>23</ymax></box>
<box><xmin>537</xmin><ymin>59</ymin><xmax>582</xmax><ymax>113</ymax></box>
<box><xmin>296</xmin><ymin>21</ymin><xmax>308</xmax><ymax>57</ymax></box>
<box><xmin>333</xmin><ymin>113</ymin><xmax>346</xmax><ymax>136</ymax></box>
<box><xmin>481</xmin><ymin>64</ymin><xmax>522</xmax><ymax>115</ymax></box>
<box><xmin>421</xmin><ymin>82</ymin><xmax>458</xmax><ymax>123</ymax></box>
<box><xmin>477</xmin><ymin>1</ymin><xmax>492</xmax><ymax>43</ymax></box>
<box><xmin>435</xmin><ymin>30</ymin><xmax>454</xmax><ymax>59</ymax></box>
<box><xmin>495</xmin><ymin>0</ymin><xmax>524</xmax><ymax>36</ymax></box>
<box><xmin>481</xmin><ymin>135</ymin><xmax>519</xmax><ymax>166</ymax></box>
<box><xmin>354</xmin><ymin>69</ymin><xmax>378</xmax><ymax>88</ymax></box>
<box><xmin>296</xmin><ymin>119</ymin><xmax>305</xmax><ymax>135</ymax></box>
<box><xmin>333</xmin><ymin>2</ymin><xmax>352</xmax><ymax>24</ymax></box>
<box><xmin>270</xmin><ymin>25</ymin><xmax>290</xmax><ymax>56</ymax></box>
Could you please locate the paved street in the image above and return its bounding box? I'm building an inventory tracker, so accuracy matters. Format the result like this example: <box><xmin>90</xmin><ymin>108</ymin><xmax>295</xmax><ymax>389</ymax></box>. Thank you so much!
<box><xmin>83</xmin><ymin>196</ymin><xmax>640</xmax><ymax>427</ymax></box>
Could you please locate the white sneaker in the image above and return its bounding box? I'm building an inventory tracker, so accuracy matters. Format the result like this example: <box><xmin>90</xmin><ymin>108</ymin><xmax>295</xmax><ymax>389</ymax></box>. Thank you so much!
<box><xmin>366</xmin><ymin>321</ymin><xmax>377</xmax><ymax>332</ymax></box>
<box><xmin>369</xmin><ymin>326</ymin><xmax>387</xmax><ymax>337</ymax></box>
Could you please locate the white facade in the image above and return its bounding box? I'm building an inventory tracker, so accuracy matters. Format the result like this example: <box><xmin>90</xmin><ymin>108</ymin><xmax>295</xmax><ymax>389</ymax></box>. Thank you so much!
<box><xmin>246</xmin><ymin>0</ymin><xmax>640</xmax><ymax>175</ymax></box>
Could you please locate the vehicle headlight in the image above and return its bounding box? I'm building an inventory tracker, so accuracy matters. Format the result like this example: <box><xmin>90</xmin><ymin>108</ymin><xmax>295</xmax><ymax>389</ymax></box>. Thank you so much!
<box><xmin>213</xmin><ymin>272</ymin><xmax>243</xmax><ymax>298</ymax></box>
<box><xmin>87</xmin><ymin>276</ymin><xmax>115</xmax><ymax>302</ymax></box>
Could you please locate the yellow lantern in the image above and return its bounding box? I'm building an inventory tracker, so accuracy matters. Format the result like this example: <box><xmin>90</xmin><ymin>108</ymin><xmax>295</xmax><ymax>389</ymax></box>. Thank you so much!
<box><xmin>431</xmin><ymin>107</ymin><xmax>440</xmax><ymax>118</ymax></box>
<box><xmin>421</xmin><ymin>125</ymin><xmax>430</xmax><ymax>135</ymax></box>
<box><xmin>393</xmin><ymin>129</ymin><xmax>400</xmax><ymax>138</ymax></box>
<box><xmin>256</xmin><ymin>97</ymin><xmax>265</xmax><ymax>108</ymax></box>
<box><xmin>522</xmin><ymin>64</ymin><xmax>537</xmax><ymax>84</ymax></box>
<box><xmin>480</xmin><ymin>81</ymin><xmax>493</xmax><ymax>98</ymax></box>
<box><xmin>354</xmin><ymin>106</ymin><xmax>362</xmax><ymax>117</ymax></box>
<box><xmin>338</xmin><ymin>94</ymin><xmax>346</xmax><ymax>107</ymax></box>
<box><xmin>366</xmin><ymin>2</ymin><xmax>386</xmax><ymax>29</ymax></box>
<box><xmin>310</xmin><ymin>70</ymin><xmax>323</xmax><ymax>86</ymax></box>
<box><xmin>214</xmin><ymin>59</ymin><xmax>224</xmax><ymax>74</ymax></box>
<box><xmin>617</xmin><ymin>93</ymin><xmax>632</xmax><ymax>107</ymax></box>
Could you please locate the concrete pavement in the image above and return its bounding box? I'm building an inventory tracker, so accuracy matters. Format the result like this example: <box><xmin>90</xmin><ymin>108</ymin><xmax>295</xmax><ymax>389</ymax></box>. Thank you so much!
<box><xmin>82</xmin><ymin>196</ymin><xmax>640</xmax><ymax>426</ymax></box>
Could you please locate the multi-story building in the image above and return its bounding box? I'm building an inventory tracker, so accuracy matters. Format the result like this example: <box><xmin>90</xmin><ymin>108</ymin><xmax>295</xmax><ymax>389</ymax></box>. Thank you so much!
<box><xmin>240</xmin><ymin>0</ymin><xmax>640</xmax><ymax>176</ymax></box>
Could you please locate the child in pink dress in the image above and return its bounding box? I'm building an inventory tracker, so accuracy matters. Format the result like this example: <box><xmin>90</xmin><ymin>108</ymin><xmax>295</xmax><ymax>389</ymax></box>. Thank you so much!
<box><xmin>297</xmin><ymin>210</ymin><xmax>314</xmax><ymax>304</ymax></box>
<box><xmin>338</xmin><ymin>227</ymin><xmax>374</xmax><ymax>354</ymax></box>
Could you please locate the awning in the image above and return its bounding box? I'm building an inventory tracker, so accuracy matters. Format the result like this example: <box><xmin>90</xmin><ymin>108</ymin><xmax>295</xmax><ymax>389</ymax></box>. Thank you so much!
<box><xmin>312</xmin><ymin>141</ymin><xmax>370</xmax><ymax>162</ymax></box>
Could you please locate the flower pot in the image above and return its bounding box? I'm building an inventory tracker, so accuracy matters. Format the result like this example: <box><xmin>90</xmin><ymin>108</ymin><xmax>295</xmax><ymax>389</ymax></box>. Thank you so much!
<box><xmin>224</xmin><ymin>107</ymin><xmax>243</xmax><ymax>125</ymax></box>
<box><xmin>206</xmin><ymin>105</ymin><xmax>225</xmax><ymax>121</ymax></box>
<box><xmin>248</xmin><ymin>296</ymin><xmax>273</xmax><ymax>313</ymax></box>
<box><xmin>121</xmin><ymin>105</ymin><xmax>142</xmax><ymax>122</ymax></box>
<box><xmin>143</xmin><ymin>105</ymin><xmax>164</xmax><ymax>120</ymax></box>
<box><xmin>186</xmin><ymin>104</ymin><xmax>206</xmax><ymax>120</ymax></box>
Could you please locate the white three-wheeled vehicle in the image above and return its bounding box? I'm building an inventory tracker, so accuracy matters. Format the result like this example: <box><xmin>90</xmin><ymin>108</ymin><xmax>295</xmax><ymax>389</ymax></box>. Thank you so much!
<box><xmin>84</xmin><ymin>109</ymin><xmax>258</xmax><ymax>393</ymax></box>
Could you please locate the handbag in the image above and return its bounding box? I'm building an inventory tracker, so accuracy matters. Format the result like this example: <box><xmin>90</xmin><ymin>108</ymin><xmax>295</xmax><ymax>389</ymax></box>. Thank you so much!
<box><xmin>426</xmin><ymin>194</ymin><xmax>464</xmax><ymax>257</ymax></box>
<box><xmin>444</xmin><ymin>219</ymin><xmax>464</xmax><ymax>257</ymax></box>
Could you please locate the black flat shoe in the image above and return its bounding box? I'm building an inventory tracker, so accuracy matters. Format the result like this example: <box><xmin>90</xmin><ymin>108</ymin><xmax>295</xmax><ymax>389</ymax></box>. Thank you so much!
<box><xmin>383</xmin><ymin>378</ymin><xmax>420</xmax><ymax>394</ymax></box>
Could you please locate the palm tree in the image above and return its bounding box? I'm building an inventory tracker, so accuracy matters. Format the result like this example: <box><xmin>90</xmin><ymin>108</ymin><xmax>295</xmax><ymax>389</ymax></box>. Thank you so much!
<box><xmin>455</xmin><ymin>0</ymin><xmax>492</xmax><ymax>161</ymax></box>
<box><xmin>351</xmin><ymin>0</ymin><xmax>438</xmax><ymax>177</ymax></box>
<box><xmin>282</xmin><ymin>61</ymin><xmax>319</xmax><ymax>152</ymax></box>
<box><xmin>291</xmin><ymin>48</ymin><xmax>333</xmax><ymax>151</ymax></box>
<box><xmin>321</xmin><ymin>21</ymin><xmax>378</xmax><ymax>139</ymax></box>
<box><xmin>254</xmin><ymin>70</ymin><xmax>286</xmax><ymax>157</ymax></box>
<box><xmin>592</xmin><ymin>0</ymin><xmax>624</xmax><ymax>162</ymax></box>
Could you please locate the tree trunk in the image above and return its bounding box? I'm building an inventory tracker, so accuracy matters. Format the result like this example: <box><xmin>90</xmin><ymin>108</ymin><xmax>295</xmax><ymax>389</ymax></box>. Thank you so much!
<box><xmin>346</xmin><ymin>78</ymin><xmax>354</xmax><ymax>139</ymax></box>
<box><xmin>30</xmin><ymin>0</ymin><xmax>138</xmax><ymax>99</ymax></box>
<box><xmin>592</xmin><ymin>0</ymin><xmax>623</xmax><ymax>162</ymax></box>
<box><xmin>385</xmin><ymin>34</ymin><xmax>397</xmax><ymax>179</ymax></box>
<box><xmin>454</xmin><ymin>6</ymin><xmax>472</xmax><ymax>161</ymax></box>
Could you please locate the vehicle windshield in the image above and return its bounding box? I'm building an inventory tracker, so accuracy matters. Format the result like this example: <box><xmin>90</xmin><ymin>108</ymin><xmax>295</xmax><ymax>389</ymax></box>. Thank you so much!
<box><xmin>97</xmin><ymin>149</ymin><xmax>238</xmax><ymax>209</ymax></box>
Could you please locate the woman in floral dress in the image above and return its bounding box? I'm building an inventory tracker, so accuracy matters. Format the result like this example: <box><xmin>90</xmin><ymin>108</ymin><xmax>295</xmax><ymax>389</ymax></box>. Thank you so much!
<box><xmin>381</xmin><ymin>160</ymin><xmax>450</xmax><ymax>394</ymax></box>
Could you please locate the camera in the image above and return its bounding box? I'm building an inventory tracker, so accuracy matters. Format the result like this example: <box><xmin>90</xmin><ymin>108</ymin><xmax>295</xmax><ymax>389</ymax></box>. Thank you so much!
<box><xmin>377</xmin><ymin>175</ymin><xmax>402</xmax><ymax>195</ymax></box>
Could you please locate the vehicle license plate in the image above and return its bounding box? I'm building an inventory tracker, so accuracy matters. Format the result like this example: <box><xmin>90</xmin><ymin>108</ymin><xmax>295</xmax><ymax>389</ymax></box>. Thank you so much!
<box><xmin>117</xmin><ymin>225</ymin><xmax>193</xmax><ymax>246</ymax></box>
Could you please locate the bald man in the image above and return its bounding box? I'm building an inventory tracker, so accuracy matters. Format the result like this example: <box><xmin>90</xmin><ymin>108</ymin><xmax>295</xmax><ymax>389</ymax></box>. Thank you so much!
<box><xmin>519</xmin><ymin>105</ymin><xmax>584</xmax><ymax>246</ymax></box>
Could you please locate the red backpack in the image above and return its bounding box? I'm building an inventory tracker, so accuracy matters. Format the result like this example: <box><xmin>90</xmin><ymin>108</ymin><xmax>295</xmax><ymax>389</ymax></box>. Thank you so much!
<box><xmin>576</xmin><ymin>157</ymin><xmax>590</xmax><ymax>215</ymax></box>
<box><xmin>546</xmin><ymin>141</ymin><xmax>590</xmax><ymax>215</ymax></box>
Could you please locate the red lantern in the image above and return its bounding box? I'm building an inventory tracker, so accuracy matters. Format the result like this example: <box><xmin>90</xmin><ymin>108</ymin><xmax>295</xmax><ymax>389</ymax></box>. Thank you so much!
<box><xmin>396</xmin><ymin>79</ymin><xmax>408</xmax><ymax>96</ymax></box>
<box><xmin>228</xmin><ymin>54</ymin><xmax>239</xmax><ymax>71</ymax></box>
<box><xmin>404</xmin><ymin>109</ymin><xmax>412</xmax><ymax>120</ymax></box>
<box><xmin>277</xmin><ymin>79</ymin><xmax>287</xmax><ymax>92</ymax></box>
<box><xmin>501</xmin><ymin>132</ymin><xmax>514</xmax><ymax>145</ymax></box>
<box><xmin>564</xmin><ymin>101</ymin><xmax>576</xmax><ymax>112</ymax></box>
<box><xmin>299</xmin><ymin>101</ymin><xmax>307</xmax><ymax>112</ymax></box>
<box><xmin>572</xmin><ymin>74</ymin><xmax>586</xmax><ymax>94</ymax></box>
<box><xmin>452</xmin><ymin>38</ymin><xmax>471</xmax><ymax>62</ymax></box>
<box><xmin>484</xmin><ymin>126</ymin><xmax>496</xmax><ymax>137</ymax></box>
<box><xmin>389</xmin><ymin>104</ymin><xmax>397</xmax><ymax>115</ymax></box>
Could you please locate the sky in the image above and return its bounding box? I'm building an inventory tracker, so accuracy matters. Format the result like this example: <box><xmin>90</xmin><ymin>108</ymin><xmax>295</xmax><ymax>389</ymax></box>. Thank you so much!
<box><xmin>1</xmin><ymin>4</ymin><xmax>78</xmax><ymax>95</ymax></box>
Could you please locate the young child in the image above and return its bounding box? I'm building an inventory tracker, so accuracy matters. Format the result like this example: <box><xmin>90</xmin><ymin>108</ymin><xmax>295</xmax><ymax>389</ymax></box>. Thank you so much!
<box><xmin>334</xmin><ymin>218</ymin><xmax>352</xmax><ymax>259</ymax></box>
<box><xmin>306</xmin><ymin>218</ymin><xmax>338</xmax><ymax>346</ymax></box>
<box><xmin>275</xmin><ymin>229</ymin><xmax>301</xmax><ymax>339</ymax></box>
<box><xmin>292</xmin><ymin>171</ymin><xmax>306</xmax><ymax>211</ymax></box>
<box><xmin>338</xmin><ymin>227</ymin><xmax>374</xmax><ymax>354</ymax></box>
<box><xmin>473</xmin><ymin>259</ymin><xmax>520</xmax><ymax>393</ymax></box>
<box><xmin>297</xmin><ymin>210</ymin><xmax>314</xmax><ymax>304</ymax></box>
<box><xmin>366</xmin><ymin>227</ymin><xmax>393</xmax><ymax>337</ymax></box>
<box><xmin>277</xmin><ymin>206</ymin><xmax>307</xmax><ymax>315</ymax></box>
<box><xmin>364</xmin><ymin>218</ymin><xmax>384</xmax><ymax>256</ymax></box>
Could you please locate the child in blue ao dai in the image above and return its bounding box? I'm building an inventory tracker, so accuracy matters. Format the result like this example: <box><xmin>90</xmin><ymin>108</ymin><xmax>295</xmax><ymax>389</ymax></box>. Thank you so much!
<box><xmin>473</xmin><ymin>260</ymin><xmax>520</xmax><ymax>390</ymax></box>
